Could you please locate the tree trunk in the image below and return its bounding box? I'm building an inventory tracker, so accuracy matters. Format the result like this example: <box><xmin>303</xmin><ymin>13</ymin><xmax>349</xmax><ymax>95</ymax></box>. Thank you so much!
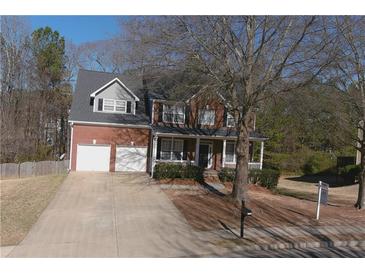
<box><xmin>356</xmin><ymin>82</ymin><xmax>365</xmax><ymax>209</ymax></box>
<box><xmin>231</xmin><ymin>113</ymin><xmax>251</xmax><ymax>204</ymax></box>
<box><xmin>355</xmin><ymin>144</ymin><xmax>365</xmax><ymax>209</ymax></box>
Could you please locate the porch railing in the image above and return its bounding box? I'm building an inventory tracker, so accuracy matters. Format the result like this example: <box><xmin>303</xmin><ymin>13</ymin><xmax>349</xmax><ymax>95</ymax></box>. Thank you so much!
<box><xmin>248</xmin><ymin>162</ymin><xmax>261</xmax><ymax>170</ymax></box>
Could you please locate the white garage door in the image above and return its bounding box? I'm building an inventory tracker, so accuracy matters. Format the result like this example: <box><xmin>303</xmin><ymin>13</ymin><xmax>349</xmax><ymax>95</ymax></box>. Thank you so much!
<box><xmin>76</xmin><ymin>144</ymin><xmax>111</xmax><ymax>172</ymax></box>
<box><xmin>115</xmin><ymin>146</ymin><xmax>147</xmax><ymax>172</ymax></box>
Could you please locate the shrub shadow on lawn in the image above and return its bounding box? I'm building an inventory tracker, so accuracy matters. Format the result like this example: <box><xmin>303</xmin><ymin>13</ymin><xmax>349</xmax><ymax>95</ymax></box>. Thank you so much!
<box><xmin>286</xmin><ymin>174</ymin><xmax>357</xmax><ymax>188</ymax></box>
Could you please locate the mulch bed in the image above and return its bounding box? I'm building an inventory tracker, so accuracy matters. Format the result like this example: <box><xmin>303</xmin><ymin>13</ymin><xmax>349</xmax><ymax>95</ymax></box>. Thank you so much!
<box><xmin>163</xmin><ymin>183</ymin><xmax>365</xmax><ymax>232</ymax></box>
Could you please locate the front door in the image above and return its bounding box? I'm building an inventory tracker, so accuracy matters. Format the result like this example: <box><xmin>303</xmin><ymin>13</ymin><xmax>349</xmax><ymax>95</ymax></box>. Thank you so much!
<box><xmin>199</xmin><ymin>143</ymin><xmax>212</xmax><ymax>168</ymax></box>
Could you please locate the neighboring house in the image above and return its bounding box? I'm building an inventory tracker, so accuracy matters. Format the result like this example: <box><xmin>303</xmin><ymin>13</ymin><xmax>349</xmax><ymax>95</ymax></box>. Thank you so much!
<box><xmin>69</xmin><ymin>69</ymin><xmax>267</xmax><ymax>174</ymax></box>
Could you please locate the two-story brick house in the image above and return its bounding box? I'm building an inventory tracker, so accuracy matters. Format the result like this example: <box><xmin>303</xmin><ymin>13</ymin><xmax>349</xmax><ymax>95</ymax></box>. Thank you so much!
<box><xmin>69</xmin><ymin>69</ymin><xmax>267</xmax><ymax>174</ymax></box>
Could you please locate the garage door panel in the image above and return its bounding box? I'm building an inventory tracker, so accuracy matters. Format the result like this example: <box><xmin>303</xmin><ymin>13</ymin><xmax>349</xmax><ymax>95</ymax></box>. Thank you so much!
<box><xmin>116</xmin><ymin>147</ymin><xmax>147</xmax><ymax>172</ymax></box>
<box><xmin>76</xmin><ymin>145</ymin><xmax>110</xmax><ymax>172</ymax></box>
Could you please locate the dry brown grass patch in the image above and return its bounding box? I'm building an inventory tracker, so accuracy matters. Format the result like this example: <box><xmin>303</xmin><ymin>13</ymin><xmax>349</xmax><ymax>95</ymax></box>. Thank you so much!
<box><xmin>0</xmin><ymin>175</ymin><xmax>66</xmax><ymax>246</ymax></box>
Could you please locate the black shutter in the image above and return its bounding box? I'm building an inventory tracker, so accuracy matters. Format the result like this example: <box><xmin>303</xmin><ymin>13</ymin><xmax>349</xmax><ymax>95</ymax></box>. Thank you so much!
<box><xmin>183</xmin><ymin>140</ymin><xmax>188</xmax><ymax>160</ymax></box>
<box><xmin>223</xmin><ymin>107</ymin><xmax>227</xmax><ymax>127</ymax></box>
<box><xmin>98</xmin><ymin>98</ymin><xmax>103</xmax><ymax>111</ymax></box>
<box><xmin>157</xmin><ymin>139</ymin><xmax>161</xmax><ymax>160</ymax></box>
<box><xmin>127</xmin><ymin>101</ymin><xmax>132</xmax><ymax>113</ymax></box>
<box><xmin>158</xmin><ymin>103</ymin><xmax>163</xmax><ymax>122</ymax></box>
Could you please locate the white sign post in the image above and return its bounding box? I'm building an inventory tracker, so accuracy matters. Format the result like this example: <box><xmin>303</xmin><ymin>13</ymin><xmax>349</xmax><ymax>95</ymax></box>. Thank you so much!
<box><xmin>316</xmin><ymin>181</ymin><xmax>329</xmax><ymax>220</ymax></box>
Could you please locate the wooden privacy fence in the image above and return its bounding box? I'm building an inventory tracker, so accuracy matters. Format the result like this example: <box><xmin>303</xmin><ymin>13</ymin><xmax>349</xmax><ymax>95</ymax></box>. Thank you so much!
<box><xmin>0</xmin><ymin>160</ymin><xmax>69</xmax><ymax>180</ymax></box>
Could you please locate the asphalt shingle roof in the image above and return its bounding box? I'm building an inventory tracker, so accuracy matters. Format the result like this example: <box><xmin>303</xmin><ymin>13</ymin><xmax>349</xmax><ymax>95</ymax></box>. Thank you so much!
<box><xmin>69</xmin><ymin>69</ymin><xmax>150</xmax><ymax>125</ymax></box>
<box><xmin>152</xmin><ymin>125</ymin><xmax>268</xmax><ymax>140</ymax></box>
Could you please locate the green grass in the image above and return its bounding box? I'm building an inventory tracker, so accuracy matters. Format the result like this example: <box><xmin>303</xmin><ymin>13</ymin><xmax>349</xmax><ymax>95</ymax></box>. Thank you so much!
<box><xmin>0</xmin><ymin>175</ymin><xmax>66</xmax><ymax>246</ymax></box>
<box><xmin>274</xmin><ymin>187</ymin><xmax>317</xmax><ymax>202</ymax></box>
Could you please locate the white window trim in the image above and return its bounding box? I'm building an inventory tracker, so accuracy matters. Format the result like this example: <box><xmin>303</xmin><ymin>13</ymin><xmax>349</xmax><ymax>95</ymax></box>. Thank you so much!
<box><xmin>162</xmin><ymin>104</ymin><xmax>185</xmax><ymax>124</ymax></box>
<box><xmin>160</xmin><ymin>138</ymin><xmax>184</xmax><ymax>161</ymax></box>
<box><xmin>226</xmin><ymin>113</ymin><xmax>235</xmax><ymax>127</ymax></box>
<box><xmin>103</xmin><ymin>99</ymin><xmax>127</xmax><ymax>113</ymax></box>
<box><xmin>225</xmin><ymin>141</ymin><xmax>236</xmax><ymax>164</ymax></box>
<box><xmin>95</xmin><ymin>98</ymin><xmax>132</xmax><ymax>114</ymax></box>
<box><xmin>198</xmin><ymin>109</ymin><xmax>215</xmax><ymax>126</ymax></box>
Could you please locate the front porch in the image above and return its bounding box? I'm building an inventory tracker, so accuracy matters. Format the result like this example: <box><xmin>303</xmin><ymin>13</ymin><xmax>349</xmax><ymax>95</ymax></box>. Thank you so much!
<box><xmin>150</xmin><ymin>127</ymin><xmax>267</xmax><ymax>176</ymax></box>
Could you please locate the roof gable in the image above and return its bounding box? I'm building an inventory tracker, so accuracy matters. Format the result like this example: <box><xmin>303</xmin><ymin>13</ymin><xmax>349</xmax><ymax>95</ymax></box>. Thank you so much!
<box><xmin>90</xmin><ymin>77</ymin><xmax>140</xmax><ymax>101</ymax></box>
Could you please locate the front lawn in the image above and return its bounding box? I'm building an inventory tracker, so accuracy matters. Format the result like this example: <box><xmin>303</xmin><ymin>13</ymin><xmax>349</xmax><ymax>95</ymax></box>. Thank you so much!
<box><xmin>163</xmin><ymin>183</ymin><xmax>365</xmax><ymax>232</ymax></box>
<box><xmin>0</xmin><ymin>175</ymin><xmax>66</xmax><ymax>246</ymax></box>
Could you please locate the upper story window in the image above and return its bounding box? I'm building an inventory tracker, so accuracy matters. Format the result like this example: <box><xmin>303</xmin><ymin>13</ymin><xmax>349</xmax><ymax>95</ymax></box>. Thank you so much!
<box><xmin>199</xmin><ymin>108</ymin><xmax>215</xmax><ymax>126</ymax></box>
<box><xmin>227</xmin><ymin>113</ymin><xmax>235</xmax><ymax>127</ymax></box>
<box><xmin>163</xmin><ymin>104</ymin><xmax>185</xmax><ymax>124</ymax></box>
<box><xmin>97</xmin><ymin>98</ymin><xmax>132</xmax><ymax>114</ymax></box>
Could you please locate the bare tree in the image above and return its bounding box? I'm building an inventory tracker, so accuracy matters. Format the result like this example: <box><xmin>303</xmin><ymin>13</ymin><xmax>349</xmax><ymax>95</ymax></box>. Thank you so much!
<box><xmin>122</xmin><ymin>16</ymin><xmax>334</xmax><ymax>203</ymax></box>
<box><xmin>329</xmin><ymin>16</ymin><xmax>365</xmax><ymax>209</ymax></box>
<box><xmin>1</xmin><ymin>17</ymin><xmax>72</xmax><ymax>163</ymax></box>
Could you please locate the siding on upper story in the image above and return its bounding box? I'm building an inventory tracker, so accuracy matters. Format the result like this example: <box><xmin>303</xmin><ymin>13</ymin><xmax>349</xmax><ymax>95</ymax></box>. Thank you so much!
<box><xmin>93</xmin><ymin>81</ymin><xmax>136</xmax><ymax>114</ymax></box>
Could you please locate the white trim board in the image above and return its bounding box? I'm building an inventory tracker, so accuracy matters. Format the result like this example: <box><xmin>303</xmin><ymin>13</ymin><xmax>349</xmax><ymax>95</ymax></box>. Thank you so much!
<box><xmin>90</xmin><ymin>77</ymin><xmax>140</xmax><ymax>101</ymax></box>
<box><xmin>69</xmin><ymin>120</ymin><xmax>150</xmax><ymax>129</ymax></box>
<box><xmin>154</xmin><ymin>132</ymin><xmax>267</xmax><ymax>141</ymax></box>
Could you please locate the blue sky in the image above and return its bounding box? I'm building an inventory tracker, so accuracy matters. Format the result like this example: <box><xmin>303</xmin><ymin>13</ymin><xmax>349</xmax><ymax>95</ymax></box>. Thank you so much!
<box><xmin>29</xmin><ymin>16</ymin><xmax>125</xmax><ymax>44</ymax></box>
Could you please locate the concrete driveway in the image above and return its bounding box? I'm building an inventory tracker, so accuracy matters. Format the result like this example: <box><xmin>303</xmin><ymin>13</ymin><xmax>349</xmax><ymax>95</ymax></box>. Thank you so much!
<box><xmin>6</xmin><ymin>172</ymin><xmax>215</xmax><ymax>257</ymax></box>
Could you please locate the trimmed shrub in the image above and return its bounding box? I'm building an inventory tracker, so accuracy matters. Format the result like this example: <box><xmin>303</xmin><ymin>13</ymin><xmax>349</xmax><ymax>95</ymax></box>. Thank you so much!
<box><xmin>249</xmin><ymin>169</ymin><xmax>262</xmax><ymax>184</ymax></box>
<box><xmin>258</xmin><ymin>169</ymin><xmax>280</xmax><ymax>190</ymax></box>
<box><xmin>218</xmin><ymin>167</ymin><xmax>235</xmax><ymax>182</ymax></box>
<box><xmin>218</xmin><ymin>167</ymin><xmax>280</xmax><ymax>190</ymax></box>
<box><xmin>339</xmin><ymin>164</ymin><xmax>361</xmax><ymax>183</ymax></box>
<box><xmin>153</xmin><ymin>162</ymin><xmax>204</xmax><ymax>182</ymax></box>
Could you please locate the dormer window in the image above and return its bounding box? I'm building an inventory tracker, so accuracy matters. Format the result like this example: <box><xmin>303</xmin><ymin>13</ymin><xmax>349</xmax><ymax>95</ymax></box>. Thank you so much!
<box><xmin>97</xmin><ymin>98</ymin><xmax>132</xmax><ymax>114</ymax></box>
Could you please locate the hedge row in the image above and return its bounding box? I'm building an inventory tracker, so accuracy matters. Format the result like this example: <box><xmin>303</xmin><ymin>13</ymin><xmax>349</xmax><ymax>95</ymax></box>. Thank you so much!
<box><xmin>153</xmin><ymin>162</ymin><xmax>204</xmax><ymax>182</ymax></box>
<box><xmin>218</xmin><ymin>167</ymin><xmax>280</xmax><ymax>190</ymax></box>
<box><xmin>265</xmin><ymin>149</ymin><xmax>336</xmax><ymax>175</ymax></box>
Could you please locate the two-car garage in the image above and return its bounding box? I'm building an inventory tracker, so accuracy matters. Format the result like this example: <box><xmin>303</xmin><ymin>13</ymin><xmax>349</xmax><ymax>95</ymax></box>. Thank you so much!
<box><xmin>70</xmin><ymin>124</ymin><xmax>150</xmax><ymax>173</ymax></box>
<box><xmin>76</xmin><ymin>144</ymin><xmax>147</xmax><ymax>172</ymax></box>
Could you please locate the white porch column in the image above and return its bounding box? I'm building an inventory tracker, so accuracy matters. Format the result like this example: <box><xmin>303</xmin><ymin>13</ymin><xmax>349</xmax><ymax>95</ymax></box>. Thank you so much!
<box><xmin>222</xmin><ymin>139</ymin><xmax>226</xmax><ymax>168</ymax></box>
<box><xmin>260</xmin><ymin>141</ymin><xmax>264</xmax><ymax>170</ymax></box>
<box><xmin>151</xmin><ymin>135</ymin><xmax>158</xmax><ymax>178</ymax></box>
<box><xmin>194</xmin><ymin>138</ymin><xmax>200</xmax><ymax>166</ymax></box>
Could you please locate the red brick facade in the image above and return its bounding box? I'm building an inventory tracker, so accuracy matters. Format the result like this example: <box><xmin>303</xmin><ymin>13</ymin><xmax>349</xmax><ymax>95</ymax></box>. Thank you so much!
<box><xmin>70</xmin><ymin>124</ymin><xmax>150</xmax><ymax>171</ymax></box>
<box><xmin>151</xmin><ymin>93</ymin><xmax>255</xmax><ymax>131</ymax></box>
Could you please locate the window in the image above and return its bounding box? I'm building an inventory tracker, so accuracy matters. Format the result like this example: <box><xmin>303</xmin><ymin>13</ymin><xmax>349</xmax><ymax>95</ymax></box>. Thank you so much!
<box><xmin>99</xmin><ymin>99</ymin><xmax>132</xmax><ymax>113</ymax></box>
<box><xmin>115</xmin><ymin>100</ymin><xmax>126</xmax><ymax>112</ymax></box>
<box><xmin>227</xmin><ymin>113</ymin><xmax>235</xmax><ymax>127</ymax></box>
<box><xmin>225</xmin><ymin>142</ymin><xmax>236</xmax><ymax>163</ymax></box>
<box><xmin>103</xmin><ymin>99</ymin><xmax>115</xmax><ymax>111</ymax></box>
<box><xmin>199</xmin><ymin>109</ymin><xmax>215</xmax><ymax>126</ymax></box>
<box><xmin>163</xmin><ymin>104</ymin><xmax>185</xmax><ymax>124</ymax></box>
<box><xmin>160</xmin><ymin>139</ymin><xmax>184</xmax><ymax>161</ymax></box>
